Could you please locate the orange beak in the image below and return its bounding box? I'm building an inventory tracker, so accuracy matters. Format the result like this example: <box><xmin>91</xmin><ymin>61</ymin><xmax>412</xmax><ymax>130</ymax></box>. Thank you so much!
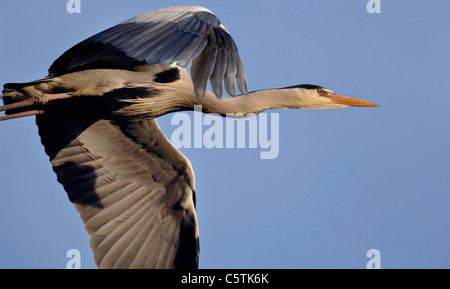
<box><xmin>328</xmin><ymin>93</ymin><xmax>379</xmax><ymax>107</ymax></box>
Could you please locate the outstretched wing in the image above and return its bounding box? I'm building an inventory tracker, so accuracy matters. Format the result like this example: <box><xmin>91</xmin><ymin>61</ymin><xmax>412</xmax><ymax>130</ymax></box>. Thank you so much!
<box><xmin>37</xmin><ymin>110</ymin><xmax>199</xmax><ymax>269</ymax></box>
<box><xmin>49</xmin><ymin>6</ymin><xmax>247</xmax><ymax>98</ymax></box>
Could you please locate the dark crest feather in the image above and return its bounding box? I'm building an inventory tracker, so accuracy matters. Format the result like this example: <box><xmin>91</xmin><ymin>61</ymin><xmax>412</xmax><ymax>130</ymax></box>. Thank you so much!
<box><xmin>281</xmin><ymin>84</ymin><xmax>324</xmax><ymax>90</ymax></box>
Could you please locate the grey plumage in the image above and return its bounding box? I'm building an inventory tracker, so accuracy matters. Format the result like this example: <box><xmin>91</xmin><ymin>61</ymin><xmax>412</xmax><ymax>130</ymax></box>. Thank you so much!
<box><xmin>0</xmin><ymin>5</ymin><xmax>379</xmax><ymax>269</ymax></box>
<box><xmin>37</xmin><ymin>109</ymin><xmax>198</xmax><ymax>268</ymax></box>
<box><xmin>49</xmin><ymin>6</ymin><xmax>247</xmax><ymax>98</ymax></box>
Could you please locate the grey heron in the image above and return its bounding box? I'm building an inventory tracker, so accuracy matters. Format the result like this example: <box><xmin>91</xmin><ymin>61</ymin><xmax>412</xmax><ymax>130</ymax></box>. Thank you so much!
<box><xmin>0</xmin><ymin>6</ymin><xmax>379</xmax><ymax>269</ymax></box>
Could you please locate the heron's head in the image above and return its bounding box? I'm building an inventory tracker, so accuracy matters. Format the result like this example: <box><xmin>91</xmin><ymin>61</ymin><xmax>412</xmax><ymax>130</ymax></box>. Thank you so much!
<box><xmin>284</xmin><ymin>84</ymin><xmax>379</xmax><ymax>109</ymax></box>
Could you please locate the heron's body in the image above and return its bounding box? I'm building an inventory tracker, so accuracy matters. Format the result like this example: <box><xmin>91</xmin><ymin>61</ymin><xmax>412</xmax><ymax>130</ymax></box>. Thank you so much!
<box><xmin>0</xmin><ymin>6</ymin><xmax>378</xmax><ymax>268</ymax></box>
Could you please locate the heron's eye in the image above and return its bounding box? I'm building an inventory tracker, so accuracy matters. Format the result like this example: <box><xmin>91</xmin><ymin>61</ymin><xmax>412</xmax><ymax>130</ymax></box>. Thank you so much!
<box><xmin>317</xmin><ymin>88</ymin><xmax>324</xmax><ymax>95</ymax></box>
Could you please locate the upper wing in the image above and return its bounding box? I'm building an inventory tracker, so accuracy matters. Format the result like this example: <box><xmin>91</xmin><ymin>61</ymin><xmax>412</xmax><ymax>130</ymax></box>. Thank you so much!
<box><xmin>37</xmin><ymin>111</ymin><xmax>199</xmax><ymax>269</ymax></box>
<box><xmin>48</xmin><ymin>6</ymin><xmax>248</xmax><ymax>98</ymax></box>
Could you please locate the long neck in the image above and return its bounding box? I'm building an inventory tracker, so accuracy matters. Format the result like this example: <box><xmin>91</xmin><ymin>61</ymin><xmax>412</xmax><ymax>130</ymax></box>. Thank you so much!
<box><xmin>125</xmin><ymin>67</ymin><xmax>314</xmax><ymax>118</ymax></box>
<box><xmin>193</xmin><ymin>88</ymin><xmax>301</xmax><ymax>116</ymax></box>
<box><xmin>117</xmin><ymin>68</ymin><xmax>321</xmax><ymax>118</ymax></box>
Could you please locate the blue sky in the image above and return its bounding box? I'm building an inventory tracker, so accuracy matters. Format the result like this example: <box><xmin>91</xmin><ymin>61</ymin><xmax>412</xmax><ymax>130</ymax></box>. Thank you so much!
<box><xmin>0</xmin><ymin>0</ymin><xmax>449</xmax><ymax>269</ymax></box>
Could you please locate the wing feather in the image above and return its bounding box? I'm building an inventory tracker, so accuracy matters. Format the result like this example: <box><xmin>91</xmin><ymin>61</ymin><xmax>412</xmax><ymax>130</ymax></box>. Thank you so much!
<box><xmin>48</xmin><ymin>6</ymin><xmax>248</xmax><ymax>97</ymax></box>
<box><xmin>36</xmin><ymin>110</ymin><xmax>199</xmax><ymax>269</ymax></box>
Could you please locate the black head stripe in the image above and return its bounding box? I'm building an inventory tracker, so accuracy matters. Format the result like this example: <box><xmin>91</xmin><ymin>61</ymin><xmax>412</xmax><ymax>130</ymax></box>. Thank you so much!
<box><xmin>281</xmin><ymin>84</ymin><xmax>324</xmax><ymax>90</ymax></box>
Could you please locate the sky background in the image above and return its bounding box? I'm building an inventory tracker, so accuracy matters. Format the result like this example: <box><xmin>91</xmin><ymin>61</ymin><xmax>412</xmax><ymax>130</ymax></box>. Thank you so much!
<box><xmin>0</xmin><ymin>0</ymin><xmax>449</xmax><ymax>269</ymax></box>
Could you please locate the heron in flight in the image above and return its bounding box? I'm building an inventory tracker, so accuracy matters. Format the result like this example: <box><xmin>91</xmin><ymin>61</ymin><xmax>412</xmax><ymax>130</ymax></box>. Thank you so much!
<box><xmin>0</xmin><ymin>6</ymin><xmax>378</xmax><ymax>268</ymax></box>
